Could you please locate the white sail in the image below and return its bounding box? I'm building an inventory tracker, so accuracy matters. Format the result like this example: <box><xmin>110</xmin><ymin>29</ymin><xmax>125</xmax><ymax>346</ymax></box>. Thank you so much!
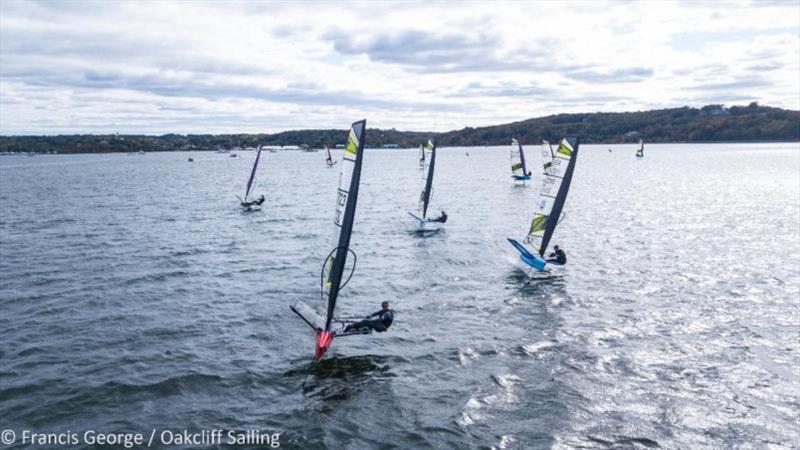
<box><xmin>323</xmin><ymin>121</ymin><xmax>364</xmax><ymax>298</ymax></box>
<box><xmin>525</xmin><ymin>137</ymin><xmax>578</xmax><ymax>255</ymax></box>
<box><xmin>510</xmin><ymin>138</ymin><xmax>527</xmax><ymax>177</ymax></box>
<box><xmin>418</xmin><ymin>139</ymin><xmax>436</xmax><ymax>217</ymax></box>
<box><xmin>541</xmin><ymin>140</ymin><xmax>554</xmax><ymax>173</ymax></box>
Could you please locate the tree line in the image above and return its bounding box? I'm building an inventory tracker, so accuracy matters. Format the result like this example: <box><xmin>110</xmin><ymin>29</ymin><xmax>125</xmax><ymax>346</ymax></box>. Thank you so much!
<box><xmin>1</xmin><ymin>103</ymin><xmax>797</xmax><ymax>154</ymax></box>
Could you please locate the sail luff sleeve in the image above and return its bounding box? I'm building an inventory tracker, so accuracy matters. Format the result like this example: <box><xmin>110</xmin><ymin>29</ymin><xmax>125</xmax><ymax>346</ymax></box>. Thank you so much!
<box><xmin>325</xmin><ymin>119</ymin><xmax>366</xmax><ymax>330</ymax></box>
<box><xmin>518</xmin><ymin>140</ymin><xmax>528</xmax><ymax>174</ymax></box>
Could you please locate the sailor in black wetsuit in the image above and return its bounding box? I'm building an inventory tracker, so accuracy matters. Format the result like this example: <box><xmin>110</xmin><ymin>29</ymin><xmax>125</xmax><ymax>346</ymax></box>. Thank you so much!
<box><xmin>428</xmin><ymin>210</ymin><xmax>448</xmax><ymax>223</ymax></box>
<box><xmin>241</xmin><ymin>194</ymin><xmax>265</xmax><ymax>208</ymax></box>
<box><xmin>546</xmin><ymin>245</ymin><xmax>567</xmax><ymax>265</ymax></box>
<box><xmin>344</xmin><ymin>301</ymin><xmax>394</xmax><ymax>333</ymax></box>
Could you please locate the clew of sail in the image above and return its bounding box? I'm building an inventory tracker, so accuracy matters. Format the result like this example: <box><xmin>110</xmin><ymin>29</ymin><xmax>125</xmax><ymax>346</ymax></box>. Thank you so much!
<box><xmin>525</xmin><ymin>137</ymin><xmax>579</xmax><ymax>256</ymax></box>
<box><xmin>244</xmin><ymin>147</ymin><xmax>262</xmax><ymax>201</ymax></box>
<box><xmin>419</xmin><ymin>139</ymin><xmax>436</xmax><ymax>219</ymax></box>
<box><xmin>510</xmin><ymin>138</ymin><xmax>528</xmax><ymax>178</ymax></box>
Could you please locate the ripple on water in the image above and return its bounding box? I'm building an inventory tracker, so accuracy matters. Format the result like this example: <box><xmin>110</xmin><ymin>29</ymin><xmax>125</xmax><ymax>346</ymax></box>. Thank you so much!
<box><xmin>1</xmin><ymin>146</ymin><xmax>798</xmax><ymax>448</ymax></box>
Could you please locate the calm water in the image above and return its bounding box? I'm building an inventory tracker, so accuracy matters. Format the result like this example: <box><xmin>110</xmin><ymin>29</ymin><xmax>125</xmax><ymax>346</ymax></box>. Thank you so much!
<box><xmin>1</xmin><ymin>143</ymin><xmax>798</xmax><ymax>449</ymax></box>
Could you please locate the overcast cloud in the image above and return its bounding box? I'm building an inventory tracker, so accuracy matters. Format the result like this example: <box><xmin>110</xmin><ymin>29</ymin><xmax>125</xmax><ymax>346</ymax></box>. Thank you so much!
<box><xmin>1</xmin><ymin>0</ymin><xmax>798</xmax><ymax>134</ymax></box>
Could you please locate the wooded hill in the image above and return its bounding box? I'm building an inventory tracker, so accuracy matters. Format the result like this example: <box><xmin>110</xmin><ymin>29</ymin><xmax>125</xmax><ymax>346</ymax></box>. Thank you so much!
<box><xmin>1</xmin><ymin>103</ymin><xmax>797</xmax><ymax>154</ymax></box>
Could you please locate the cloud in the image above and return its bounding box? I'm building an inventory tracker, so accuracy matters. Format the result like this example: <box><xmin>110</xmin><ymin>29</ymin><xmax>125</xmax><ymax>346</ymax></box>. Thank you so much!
<box><xmin>0</xmin><ymin>0</ymin><xmax>798</xmax><ymax>134</ymax></box>
<box><xmin>324</xmin><ymin>28</ymin><xmax>517</xmax><ymax>72</ymax></box>
<box><xmin>565</xmin><ymin>67</ymin><xmax>654</xmax><ymax>84</ymax></box>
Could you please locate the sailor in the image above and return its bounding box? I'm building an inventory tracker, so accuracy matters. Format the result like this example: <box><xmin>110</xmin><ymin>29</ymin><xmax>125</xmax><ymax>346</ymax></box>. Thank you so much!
<box><xmin>241</xmin><ymin>194</ymin><xmax>265</xmax><ymax>207</ymax></box>
<box><xmin>546</xmin><ymin>245</ymin><xmax>567</xmax><ymax>265</ymax></box>
<box><xmin>344</xmin><ymin>301</ymin><xmax>394</xmax><ymax>333</ymax></box>
<box><xmin>428</xmin><ymin>210</ymin><xmax>448</xmax><ymax>223</ymax></box>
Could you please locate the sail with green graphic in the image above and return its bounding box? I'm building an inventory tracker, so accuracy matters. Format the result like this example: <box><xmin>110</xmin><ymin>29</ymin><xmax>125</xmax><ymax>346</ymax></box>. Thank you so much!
<box><xmin>291</xmin><ymin>119</ymin><xmax>369</xmax><ymax>360</ymax></box>
<box><xmin>525</xmin><ymin>137</ymin><xmax>579</xmax><ymax>256</ymax></box>
<box><xmin>510</xmin><ymin>138</ymin><xmax>531</xmax><ymax>180</ymax></box>
<box><xmin>541</xmin><ymin>140</ymin><xmax>554</xmax><ymax>172</ymax></box>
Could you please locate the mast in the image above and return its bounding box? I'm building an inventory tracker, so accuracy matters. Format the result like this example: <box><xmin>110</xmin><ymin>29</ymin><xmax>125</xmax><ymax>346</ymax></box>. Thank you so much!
<box><xmin>421</xmin><ymin>139</ymin><xmax>436</xmax><ymax>219</ymax></box>
<box><xmin>244</xmin><ymin>147</ymin><xmax>262</xmax><ymax>201</ymax></box>
<box><xmin>525</xmin><ymin>137</ymin><xmax>579</xmax><ymax>256</ymax></box>
<box><xmin>324</xmin><ymin>119</ymin><xmax>366</xmax><ymax>330</ymax></box>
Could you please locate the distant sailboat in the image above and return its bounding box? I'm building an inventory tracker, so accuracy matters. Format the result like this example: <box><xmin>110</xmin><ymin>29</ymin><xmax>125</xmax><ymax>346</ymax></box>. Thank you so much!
<box><xmin>237</xmin><ymin>147</ymin><xmax>264</xmax><ymax>210</ymax></box>
<box><xmin>325</xmin><ymin>145</ymin><xmax>337</xmax><ymax>167</ymax></box>
<box><xmin>408</xmin><ymin>138</ymin><xmax>445</xmax><ymax>231</ymax></box>
<box><xmin>291</xmin><ymin>119</ymin><xmax>369</xmax><ymax>361</ymax></box>
<box><xmin>510</xmin><ymin>138</ymin><xmax>532</xmax><ymax>183</ymax></box>
<box><xmin>418</xmin><ymin>144</ymin><xmax>425</xmax><ymax>168</ymax></box>
<box><xmin>507</xmin><ymin>137</ymin><xmax>580</xmax><ymax>271</ymax></box>
<box><xmin>636</xmin><ymin>139</ymin><xmax>644</xmax><ymax>158</ymax></box>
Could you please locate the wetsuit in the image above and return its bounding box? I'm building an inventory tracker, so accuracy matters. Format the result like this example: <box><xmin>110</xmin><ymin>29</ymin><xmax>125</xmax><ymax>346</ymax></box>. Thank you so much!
<box><xmin>346</xmin><ymin>309</ymin><xmax>394</xmax><ymax>333</ymax></box>
<box><xmin>428</xmin><ymin>213</ymin><xmax>447</xmax><ymax>223</ymax></box>
<box><xmin>546</xmin><ymin>249</ymin><xmax>567</xmax><ymax>265</ymax></box>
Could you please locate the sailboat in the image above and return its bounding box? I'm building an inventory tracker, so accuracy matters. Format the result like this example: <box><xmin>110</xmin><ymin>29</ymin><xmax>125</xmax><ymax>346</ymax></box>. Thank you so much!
<box><xmin>507</xmin><ymin>137</ymin><xmax>580</xmax><ymax>271</ymax></box>
<box><xmin>237</xmin><ymin>146</ymin><xmax>264</xmax><ymax>210</ymax></box>
<box><xmin>325</xmin><ymin>145</ymin><xmax>337</xmax><ymax>167</ymax></box>
<box><xmin>418</xmin><ymin>144</ymin><xmax>425</xmax><ymax>168</ymax></box>
<box><xmin>511</xmin><ymin>138</ymin><xmax>532</xmax><ymax>183</ymax></box>
<box><xmin>407</xmin><ymin>139</ymin><xmax>443</xmax><ymax>230</ymax></box>
<box><xmin>291</xmin><ymin>119</ymin><xmax>368</xmax><ymax>361</ymax></box>
<box><xmin>636</xmin><ymin>139</ymin><xmax>644</xmax><ymax>158</ymax></box>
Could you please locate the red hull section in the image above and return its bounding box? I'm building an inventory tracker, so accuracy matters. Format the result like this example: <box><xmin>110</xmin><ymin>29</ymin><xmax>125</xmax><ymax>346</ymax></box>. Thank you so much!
<box><xmin>314</xmin><ymin>331</ymin><xmax>333</xmax><ymax>360</ymax></box>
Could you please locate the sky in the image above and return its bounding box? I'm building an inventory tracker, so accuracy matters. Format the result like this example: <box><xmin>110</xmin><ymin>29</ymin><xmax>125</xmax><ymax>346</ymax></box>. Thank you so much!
<box><xmin>0</xmin><ymin>0</ymin><xmax>798</xmax><ymax>135</ymax></box>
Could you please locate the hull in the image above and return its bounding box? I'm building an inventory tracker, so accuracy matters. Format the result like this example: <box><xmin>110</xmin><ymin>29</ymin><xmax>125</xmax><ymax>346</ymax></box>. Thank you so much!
<box><xmin>507</xmin><ymin>238</ymin><xmax>546</xmax><ymax>271</ymax></box>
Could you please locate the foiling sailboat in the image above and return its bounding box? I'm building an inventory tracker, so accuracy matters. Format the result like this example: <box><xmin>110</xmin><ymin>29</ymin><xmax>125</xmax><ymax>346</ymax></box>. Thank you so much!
<box><xmin>408</xmin><ymin>138</ymin><xmax>447</xmax><ymax>231</ymax></box>
<box><xmin>408</xmin><ymin>138</ymin><xmax>444</xmax><ymax>231</ymax></box>
<box><xmin>511</xmin><ymin>138</ymin><xmax>532</xmax><ymax>183</ymax></box>
<box><xmin>507</xmin><ymin>137</ymin><xmax>579</xmax><ymax>271</ymax></box>
<box><xmin>325</xmin><ymin>145</ymin><xmax>337</xmax><ymax>167</ymax></box>
<box><xmin>636</xmin><ymin>139</ymin><xmax>644</xmax><ymax>158</ymax></box>
<box><xmin>291</xmin><ymin>119</ymin><xmax>369</xmax><ymax>360</ymax></box>
<box><xmin>237</xmin><ymin>146</ymin><xmax>264</xmax><ymax>211</ymax></box>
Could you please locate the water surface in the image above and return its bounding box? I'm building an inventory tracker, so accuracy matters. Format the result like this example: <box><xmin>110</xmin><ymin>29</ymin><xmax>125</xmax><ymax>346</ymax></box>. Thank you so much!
<box><xmin>1</xmin><ymin>143</ymin><xmax>798</xmax><ymax>449</ymax></box>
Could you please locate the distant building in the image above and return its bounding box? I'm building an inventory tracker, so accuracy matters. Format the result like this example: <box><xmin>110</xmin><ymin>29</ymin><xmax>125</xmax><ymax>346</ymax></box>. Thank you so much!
<box><xmin>382</xmin><ymin>144</ymin><xmax>400</xmax><ymax>149</ymax></box>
